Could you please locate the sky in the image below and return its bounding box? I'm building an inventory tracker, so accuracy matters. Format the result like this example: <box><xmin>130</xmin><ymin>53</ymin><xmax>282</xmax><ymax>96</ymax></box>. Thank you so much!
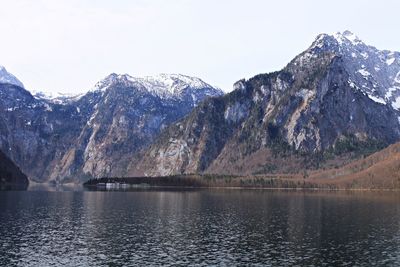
<box><xmin>0</xmin><ymin>0</ymin><xmax>399</xmax><ymax>94</ymax></box>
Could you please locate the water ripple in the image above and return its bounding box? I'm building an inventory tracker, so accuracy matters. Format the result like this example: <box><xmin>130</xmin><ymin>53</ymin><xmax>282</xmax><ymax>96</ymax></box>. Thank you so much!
<box><xmin>1</xmin><ymin>190</ymin><xmax>400</xmax><ymax>266</ymax></box>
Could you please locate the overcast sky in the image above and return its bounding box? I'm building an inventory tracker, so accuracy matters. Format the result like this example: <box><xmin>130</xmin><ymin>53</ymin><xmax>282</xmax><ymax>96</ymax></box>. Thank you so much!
<box><xmin>0</xmin><ymin>0</ymin><xmax>399</xmax><ymax>93</ymax></box>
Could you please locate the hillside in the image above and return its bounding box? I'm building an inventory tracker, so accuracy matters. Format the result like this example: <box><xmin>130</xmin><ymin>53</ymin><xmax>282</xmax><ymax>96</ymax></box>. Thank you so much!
<box><xmin>307</xmin><ymin>142</ymin><xmax>400</xmax><ymax>189</ymax></box>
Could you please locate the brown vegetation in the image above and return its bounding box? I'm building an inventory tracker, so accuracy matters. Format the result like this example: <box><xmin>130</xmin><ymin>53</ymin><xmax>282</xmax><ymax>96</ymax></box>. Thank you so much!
<box><xmin>307</xmin><ymin>142</ymin><xmax>400</xmax><ymax>189</ymax></box>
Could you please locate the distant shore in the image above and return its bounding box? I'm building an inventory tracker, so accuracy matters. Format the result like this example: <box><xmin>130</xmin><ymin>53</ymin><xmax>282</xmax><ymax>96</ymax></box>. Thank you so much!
<box><xmin>83</xmin><ymin>174</ymin><xmax>400</xmax><ymax>191</ymax></box>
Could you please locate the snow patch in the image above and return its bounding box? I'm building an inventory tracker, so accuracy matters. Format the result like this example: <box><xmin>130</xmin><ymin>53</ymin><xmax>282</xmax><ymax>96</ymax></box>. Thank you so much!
<box><xmin>44</xmin><ymin>103</ymin><xmax>53</xmax><ymax>112</ymax></box>
<box><xmin>87</xmin><ymin>109</ymin><xmax>99</xmax><ymax>126</ymax></box>
<box><xmin>348</xmin><ymin>80</ymin><xmax>358</xmax><ymax>89</ymax></box>
<box><xmin>333</xmin><ymin>30</ymin><xmax>362</xmax><ymax>46</ymax></box>
<box><xmin>357</xmin><ymin>69</ymin><xmax>371</xmax><ymax>78</ymax></box>
<box><xmin>385</xmin><ymin>87</ymin><xmax>398</xmax><ymax>99</ymax></box>
<box><xmin>391</xmin><ymin>96</ymin><xmax>400</xmax><ymax>110</ymax></box>
<box><xmin>191</xmin><ymin>93</ymin><xmax>197</xmax><ymax>104</ymax></box>
<box><xmin>386</xmin><ymin>57</ymin><xmax>395</xmax><ymax>66</ymax></box>
<box><xmin>312</xmin><ymin>34</ymin><xmax>327</xmax><ymax>49</ymax></box>
<box><xmin>360</xmin><ymin>52</ymin><xmax>369</xmax><ymax>59</ymax></box>
<box><xmin>367</xmin><ymin>94</ymin><xmax>386</xmax><ymax>105</ymax></box>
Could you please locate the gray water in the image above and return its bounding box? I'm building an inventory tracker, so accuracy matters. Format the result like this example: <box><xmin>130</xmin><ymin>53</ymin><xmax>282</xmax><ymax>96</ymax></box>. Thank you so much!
<box><xmin>1</xmin><ymin>189</ymin><xmax>400</xmax><ymax>266</ymax></box>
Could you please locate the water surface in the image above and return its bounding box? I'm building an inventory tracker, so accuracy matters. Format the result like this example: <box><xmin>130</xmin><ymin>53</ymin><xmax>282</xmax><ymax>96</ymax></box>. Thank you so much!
<box><xmin>1</xmin><ymin>189</ymin><xmax>400</xmax><ymax>266</ymax></box>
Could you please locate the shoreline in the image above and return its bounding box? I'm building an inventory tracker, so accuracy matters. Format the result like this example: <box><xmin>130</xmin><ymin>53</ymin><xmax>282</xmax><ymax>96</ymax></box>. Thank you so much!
<box><xmin>84</xmin><ymin>184</ymin><xmax>400</xmax><ymax>192</ymax></box>
<box><xmin>82</xmin><ymin>175</ymin><xmax>400</xmax><ymax>191</ymax></box>
<box><xmin>3</xmin><ymin>180</ymin><xmax>400</xmax><ymax>192</ymax></box>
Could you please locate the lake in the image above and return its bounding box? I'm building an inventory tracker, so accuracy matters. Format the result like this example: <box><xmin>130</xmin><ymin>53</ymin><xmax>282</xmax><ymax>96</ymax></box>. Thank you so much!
<box><xmin>1</xmin><ymin>188</ymin><xmax>400</xmax><ymax>266</ymax></box>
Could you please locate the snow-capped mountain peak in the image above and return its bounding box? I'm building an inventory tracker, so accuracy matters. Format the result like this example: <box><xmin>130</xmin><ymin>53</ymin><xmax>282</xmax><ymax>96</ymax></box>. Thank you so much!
<box><xmin>310</xmin><ymin>30</ymin><xmax>365</xmax><ymax>52</ymax></box>
<box><xmin>31</xmin><ymin>90</ymin><xmax>84</xmax><ymax>105</ymax></box>
<box><xmin>93</xmin><ymin>73</ymin><xmax>223</xmax><ymax>99</ymax></box>
<box><xmin>0</xmin><ymin>65</ymin><xmax>24</xmax><ymax>88</ymax></box>
<box><xmin>333</xmin><ymin>30</ymin><xmax>363</xmax><ymax>46</ymax></box>
<box><xmin>306</xmin><ymin>31</ymin><xmax>400</xmax><ymax>110</ymax></box>
<box><xmin>139</xmin><ymin>73</ymin><xmax>215</xmax><ymax>92</ymax></box>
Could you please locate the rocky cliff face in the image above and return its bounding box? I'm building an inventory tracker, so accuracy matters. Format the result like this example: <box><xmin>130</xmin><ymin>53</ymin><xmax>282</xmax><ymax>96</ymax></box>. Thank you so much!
<box><xmin>0</xmin><ymin>149</ymin><xmax>28</xmax><ymax>185</ymax></box>
<box><xmin>0</xmin><ymin>73</ymin><xmax>223</xmax><ymax>182</ymax></box>
<box><xmin>132</xmin><ymin>31</ymin><xmax>400</xmax><ymax>176</ymax></box>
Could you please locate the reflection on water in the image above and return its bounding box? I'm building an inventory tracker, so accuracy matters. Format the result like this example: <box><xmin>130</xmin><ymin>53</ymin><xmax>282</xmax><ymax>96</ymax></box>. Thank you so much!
<box><xmin>27</xmin><ymin>183</ymin><xmax>84</xmax><ymax>192</ymax></box>
<box><xmin>1</xmin><ymin>190</ymin><xmax>400</xmax><ymax>266</ymax></box>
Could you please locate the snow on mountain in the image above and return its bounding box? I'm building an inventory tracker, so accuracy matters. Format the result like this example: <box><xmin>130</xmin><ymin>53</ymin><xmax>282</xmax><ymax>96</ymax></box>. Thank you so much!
<box><xmin>0</xmin><ymin>70</ymin><xmax>224</xmax><ymax>182</ymax></box>
<box><xmin>308</xmin><ymin>30</ymin><xmax>400</xmax><ymax>110</ymax></box>
<box><xmin>134</xmin><ymin>31</ymin><xmax>400</xmax><ymax>177</ymax></box>
<box><xmin>31</xmin><ymin>90</ymin><xmax>84</xmax><ymax>105</ymax></box>
<box><xmin>0</xmin><ymin>66</ymin><xmax>24</xmax><ymax>88</ymax></box>
<box><xmin>27</xmin><ymin>73</ymin><xmax>222</xmax><ymax>107</ymax></box>
<box><xmin>333</xmin><ymin>30</ymin><xmax>363</xmax><ymax>46</ymax></box>
<box><xmin>93</xmin><ymin>73</ymin><xmax>223</xmax><ymax>99</ymax></box>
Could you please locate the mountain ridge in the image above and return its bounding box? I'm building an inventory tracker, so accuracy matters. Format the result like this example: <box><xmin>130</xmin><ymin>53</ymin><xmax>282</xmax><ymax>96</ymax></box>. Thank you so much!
<box><xmin>0</xmin><ymin>72</ymin><xmax>223</xmax><ymax>182</ymax></box>
<box><xmin>131</xmin><ymin>31</ymin><xmax>400</xmax><ymax>177</ymax></box>
<box><xmin>1</xmin><ymin>31</ymin><xmax>400</xmax><ymax>183</ymax></box>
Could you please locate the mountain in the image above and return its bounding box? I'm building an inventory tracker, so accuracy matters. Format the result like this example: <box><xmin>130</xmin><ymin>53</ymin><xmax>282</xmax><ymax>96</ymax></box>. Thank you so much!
<box><xmin>0</xmin><ymin>73</ymin><xmax>223</xmax><ymax>182</ymax></box>
<box><xmin>0</xmin><ymin>82</ymin><xmax>86</xmax><ymax>183</ymax></box>
<box><xmin>0</xmin><ymin>149</ymin><xmax>28</xmax><ymax>185</ymax></box>
<box><xmin>131</xmin><ymin>31</ymin><xmax>400</xmax><ymax>177</ymax></box>
<box><xmin>0</xmin><ymin>66</ymin><xmax>24</xmax><ymax>88</ymax></box>
<box><xmin>311</xmin><ymin>31</ymin><xmax>400</xmax><ymax>110</ymax></box>
<box><xmin>31</xmin><ymin>90</ymin><xmax>84</xmax><ymax>105</ymax></box>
